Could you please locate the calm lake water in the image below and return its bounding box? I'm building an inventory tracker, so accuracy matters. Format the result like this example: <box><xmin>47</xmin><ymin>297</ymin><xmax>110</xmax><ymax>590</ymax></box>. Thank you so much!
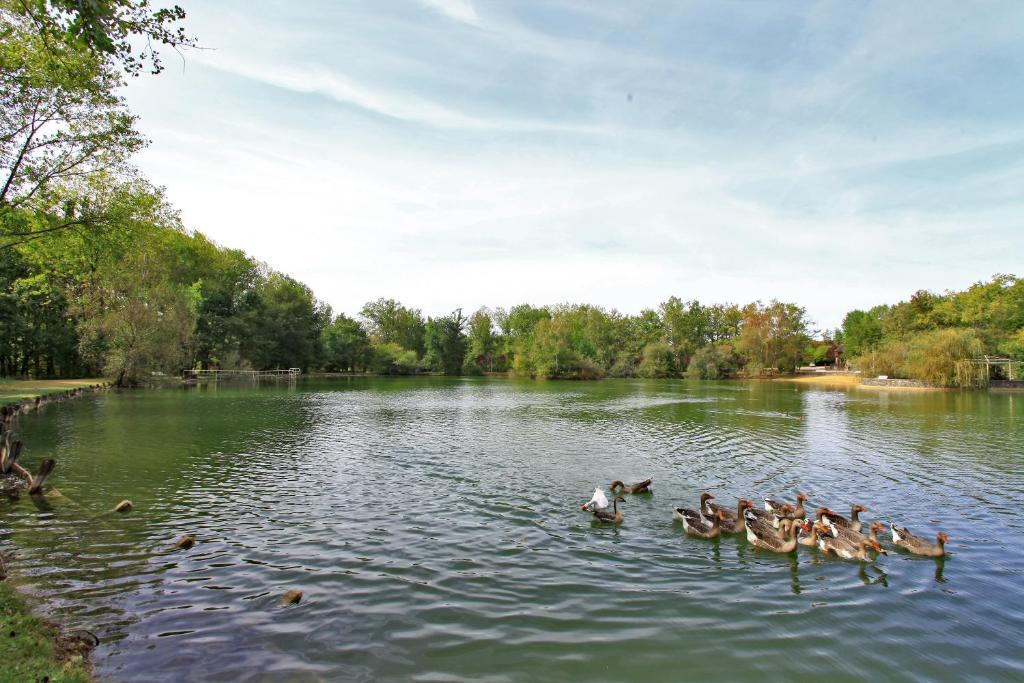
<box><xmin>2</xmin><ymin>378</ymin><xmax>1023</xmax><ymax>681</ymax></box>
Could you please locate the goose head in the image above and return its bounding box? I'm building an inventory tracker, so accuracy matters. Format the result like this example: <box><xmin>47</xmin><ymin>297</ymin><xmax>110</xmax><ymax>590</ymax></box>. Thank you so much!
<box><xmin>796</xmin><ymin>492</ymin><xmax>808</xmax><ymax>504</ymax></box>
<box><xmin>936</xmin><ymin>532</ymin><xmax>949</xmax><ymax>545</ymax></box>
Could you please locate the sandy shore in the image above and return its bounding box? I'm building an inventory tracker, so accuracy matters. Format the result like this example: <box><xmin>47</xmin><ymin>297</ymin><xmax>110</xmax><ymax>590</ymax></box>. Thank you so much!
<box><xmin>774</xmin><ymin>373</ymin><xmax>861</xmax><ymax>388</ymax></box>
<box><xmin>776</xmin><ymin>374</ymin><xmax>958</xmax><ymax>392</ymax></box>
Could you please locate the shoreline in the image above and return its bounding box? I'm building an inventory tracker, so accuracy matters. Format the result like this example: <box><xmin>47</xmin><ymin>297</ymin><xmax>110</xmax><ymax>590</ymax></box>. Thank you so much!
<box><xmin>772</xmin><ymin>373</ymin><xmax>862</xmax><ymax>388</ymax></box>
<box><xmin>1</xmin><ymin>380</ymin><xmax>107</xmax><ymax>681</ymax></box>
<box><xmin>0</xmin><ymin>580</ymin><xmax>94</xmax><ymax>682</ymax></box>
<box><xmin>1</xmin><ymin>378</ymin><xmax>108</xmax><ymax>411</ymax></box>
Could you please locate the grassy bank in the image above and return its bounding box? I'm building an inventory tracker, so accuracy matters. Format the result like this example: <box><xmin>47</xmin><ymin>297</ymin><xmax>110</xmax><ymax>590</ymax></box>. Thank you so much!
<box><xmin>2</xmin><ymin>380</ymin><xmax>102</xmax><ymax>681</ymax></box>
<box><xmin>0</xmin><ymin>582</ymin><xmax>93</xmax><ymax>682</ymax></box>
<box><xmin>0</xmin><ymin>378</ymin><xmax>106</xmax><ymax>405</ymax></box>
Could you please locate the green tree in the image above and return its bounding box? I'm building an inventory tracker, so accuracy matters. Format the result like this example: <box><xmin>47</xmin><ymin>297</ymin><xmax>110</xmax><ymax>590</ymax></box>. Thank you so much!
<box><xmin>686</xmin><ymin>343</ymin><xmax>739</xmax><ymax>379</ymax></box>
<box><xmin>237</xmin><ymin>273</ymin><xmax>329</xmax><ymax>371</ymax></box>
<box><xmin>0</xmin><ymin>20</ymin><xmax>145</xmax><ymax>248</ymax></box>
<box><xmin>840</xmin><ymin>309</ymin><xmax>884</xmax><ymax>357</ymax></box>
<box><xmin>423</xmin><ymin>309</ymin><xmax>467</xmax><ymax>375</ymax></box>
<box><xmin>6</xmin><ymin>0</ymin><xmax>197</xmax><ymax>75</ymax></box>
<box><xmin>660</xmin><ymin>297</ymin><xmax>714</xmax><ymax>371</ymax></box>
<box><xmin>369</xmin><ymin>342</ymin><xmax>419</xmax><ymax>374</ymax></box>
<box><xmin>464</xmin><ymin>307</ymin><xmax>496</xmax><ymax>373</ymax></box>
<box><xmin>901</xmin><ymin>328</ymin><xmax>985</xmax><ymax>387</ymax></box>
<box><xmin>735</xmin><ymin>300</ymin><xmax>811</xmax><ymax>373</ymax></box>
<box><xmin>322</xmin><ymin>313</ymin><xmax>370</xmax><ymax>372</ymax></box>
<box><xmin>75</xmin><ymin>236</ymin><xmax>198</xmax><ymax>385</ymax></box>
<box><xmin>638</xmin><ymin>341</ymin><xmax>674</xmax><ymax>378</ymax></box>
<box><xmin>359</xmin><ymin>298</ymin><xmax>425</xmax><ymax>357</ymax></box>
<box><xmin>498</xmin><ymin>303</ymin><xmax>549</xmax><ymax>371</ymax></box>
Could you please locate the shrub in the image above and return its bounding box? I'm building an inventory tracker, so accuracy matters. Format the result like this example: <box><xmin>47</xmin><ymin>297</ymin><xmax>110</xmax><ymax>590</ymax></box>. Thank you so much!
<box><xmin>638</xmin><ymin>342</ymin><xmax>675</xmax><ymax>378</ymax></box>
<box><xmin>687</xmin><ymin>344</ymin><xmax>738</xmax><ymax>379</ymax></box>
<box><xmin>608</xmin><ymin>356</ymin><xmax>638</xmax><ymax>378</ymax></box>
<box><xmin>369</xmin><ymin>342</ymin><xmax>420</xmax><ymax>374</ymax></box>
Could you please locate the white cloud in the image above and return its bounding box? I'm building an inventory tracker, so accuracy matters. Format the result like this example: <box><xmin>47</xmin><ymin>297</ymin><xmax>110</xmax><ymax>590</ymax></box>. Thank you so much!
<box><xmin>418</xmin><ymin>0</ymin><xmax>481</xmax><ymax>27</ymax></box>
<box><xmin>121</xmin><ymin>0</ymin><xmax>1024</xmax><ymax>331</ymax></box>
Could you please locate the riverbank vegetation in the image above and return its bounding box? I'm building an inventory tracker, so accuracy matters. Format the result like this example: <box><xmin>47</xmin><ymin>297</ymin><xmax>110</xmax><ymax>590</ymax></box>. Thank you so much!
<box><xmin>839</xmin><ymin>276</ymin><xmax>1024</xmax><ymax>387</ymax></box>
<box><xmin>0</xmin><ymin>378</ymin><xmax>103</xmax><ymax>404</ymax></box>
<box><xmin>2</xmin><ymin>4</ymin><xmax>1021</xmax><ymax>387</ymax></box>
<box><xmin>0</xmin><ymin>581</ymin><xmax>93</xmax><ymax>682</ymax></box>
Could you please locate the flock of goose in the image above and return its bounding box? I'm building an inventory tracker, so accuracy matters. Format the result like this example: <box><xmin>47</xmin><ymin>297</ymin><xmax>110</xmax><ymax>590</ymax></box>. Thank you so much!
<box><xmin>581</xmin><ymin>479</ymin><xmax>948</xmax><ymax>560</ymax></box>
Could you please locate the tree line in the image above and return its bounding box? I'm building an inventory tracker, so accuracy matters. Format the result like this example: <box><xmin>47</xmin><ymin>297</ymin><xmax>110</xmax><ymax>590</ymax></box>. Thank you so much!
<box><xmin>2</xmin><ymin>3</ymin><xmax>1020</xmax><ymax>387</ymax></box>
<box><xmin>838</xmin><ymin>275</ymin><xmax>1024</xmax><ymax>387</ymax></box>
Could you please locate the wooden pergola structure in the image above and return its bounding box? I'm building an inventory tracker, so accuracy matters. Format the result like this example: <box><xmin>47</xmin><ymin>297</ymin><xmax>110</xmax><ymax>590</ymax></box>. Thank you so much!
<box><xmin>967</xmin><ymin>356</ymin><xmax>1024</xmax><ymax>383</ymax></box>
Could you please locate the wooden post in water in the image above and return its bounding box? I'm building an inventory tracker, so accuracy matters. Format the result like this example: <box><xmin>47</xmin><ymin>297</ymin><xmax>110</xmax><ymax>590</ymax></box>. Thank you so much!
<box><xmin>1</xmin><ymin>440</ymin><xmax>22</xmax><ymax>475</ymax></box>
<box><xmin>0</xmin><ymin>427</ymin><xmax>9</xmax><ymax>471</ymax></box>
<box><xmin>28</xmin><ymin>458</ymin><xmax>56</xmax><ymax>495</ymax></box>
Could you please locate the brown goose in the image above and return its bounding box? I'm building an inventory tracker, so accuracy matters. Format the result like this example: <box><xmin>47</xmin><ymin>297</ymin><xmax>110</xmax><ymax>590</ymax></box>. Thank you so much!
<box><xmin>814</xmin><ymin>523</ymin><xmax>883</xmax><ymax>561</ymax></box>
<box><xmin>609</xmin><ymin>479</ymin><xmax>652</xmax><ymax>494</ymax></box>
<box><xmin>592</xmin><ymin>496</ymin><xmax>626</xmax><ymax>524</ymax></box>
<box><xmin>677</xmin><ymin>508</ymin><xmax>726</xmax><ymax>539</ymax></box>
<box><xmin>750</xmin><ymin>503</ymin><xmax>793</xmax><ymax>530</ymax></box>
<box><xmin>822</xmin><ymin>504</ymin><xmax>867</xmax><ymax>533</ymax></box>
<box><xmin>764</xmin><ymin>492</ymin><xmax>808</xmax><ymax>520</ymax></box>
<box><xmin>745</xmin><ymin>516</ymin><xmax>799</xmax><ymax>553</ymax></box>
<box><xmin>743</xmin><ymin>505</ymin><xmax>789</xmax><ymax>539</ymax></box>
<box><xmin>890</xmin><ymin>525</ymin><xmax>947</xmax><ymax>557</ymax></box>
<box><xmin>826</xmin><ymin>520</ymin><xmax>887</xmax><ymax>550</ymax></box>
<box><xmin>797</xmin><ymin>519</ymin><xmax>818</xmax><ymax>547</ymax></box>
<box><xmin>694</xmin><ymin>494</ymin><xmax>753</xmax><ymax>533</ymax></box>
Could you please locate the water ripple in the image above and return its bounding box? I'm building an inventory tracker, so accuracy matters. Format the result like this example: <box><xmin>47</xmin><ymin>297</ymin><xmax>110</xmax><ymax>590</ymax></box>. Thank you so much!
<box><xmin>1</xmin><ymin>378</ymin><xmax>1022</xmax><ymax>681</ymax></box>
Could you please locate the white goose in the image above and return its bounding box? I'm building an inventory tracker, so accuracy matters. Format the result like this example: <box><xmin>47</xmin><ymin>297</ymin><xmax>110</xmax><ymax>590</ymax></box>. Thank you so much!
<box><xmin>580</xmin><ymin>487</ymin><xmax>610</xmax><ymax>512</ymax></box>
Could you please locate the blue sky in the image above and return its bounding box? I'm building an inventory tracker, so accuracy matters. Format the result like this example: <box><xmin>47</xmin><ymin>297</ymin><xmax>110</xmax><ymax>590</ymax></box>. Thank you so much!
<box><xmin>123</xmin><ymin>0</ymin><xmax>1024</xmax><ymax>329</ymax></box>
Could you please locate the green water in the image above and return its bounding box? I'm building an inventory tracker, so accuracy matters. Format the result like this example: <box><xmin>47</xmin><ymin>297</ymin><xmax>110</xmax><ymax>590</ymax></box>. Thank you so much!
<box><xmin>2</xmin><ymin>378</ymin><xmax>1023</xmax><ymax>681</ymax></box>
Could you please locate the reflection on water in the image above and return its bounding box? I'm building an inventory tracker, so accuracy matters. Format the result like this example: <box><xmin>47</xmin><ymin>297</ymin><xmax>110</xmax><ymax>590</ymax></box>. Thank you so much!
<box><xmin>1</xmin><ymin>377</ymin><xmax>1023</xmax><ymax>682</ymax></box>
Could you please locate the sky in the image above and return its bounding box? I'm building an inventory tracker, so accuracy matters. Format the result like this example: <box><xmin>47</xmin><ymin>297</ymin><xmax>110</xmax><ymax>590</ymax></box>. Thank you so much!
<box><xmin>122</xmin><ymin>0</ymin><xmax>1024</xmax><ymax>330</ymax></box>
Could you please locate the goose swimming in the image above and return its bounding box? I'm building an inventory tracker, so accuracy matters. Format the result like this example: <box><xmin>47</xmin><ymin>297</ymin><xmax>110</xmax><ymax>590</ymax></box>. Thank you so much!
<box><xmin>580</xmin><ymin>487</ymin><xmax>610</xmax><ymax>512</ymax></box>
<box><xmin>890</xmin><ymin>524</ymin><xmax>947</xmax><ymax>557</ymax></box>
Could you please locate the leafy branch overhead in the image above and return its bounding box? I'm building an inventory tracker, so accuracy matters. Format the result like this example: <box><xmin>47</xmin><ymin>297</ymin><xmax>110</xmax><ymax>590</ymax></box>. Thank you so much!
<box><xmin>1</xmin><ymin>12</ymin><xmax>146</xmax><ymax>247</ymax></box>
<box><xmin>9</xmin><ymin>0</ymin><xmax>197</xmax><ymax>75</ymax></box>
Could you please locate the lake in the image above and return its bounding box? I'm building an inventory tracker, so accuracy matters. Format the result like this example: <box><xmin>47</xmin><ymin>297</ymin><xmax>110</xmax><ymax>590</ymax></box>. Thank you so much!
<box><xmin>2</xmin><ymin>378</ymin><xmax>1023</xmax><ymax>681</ymax></box>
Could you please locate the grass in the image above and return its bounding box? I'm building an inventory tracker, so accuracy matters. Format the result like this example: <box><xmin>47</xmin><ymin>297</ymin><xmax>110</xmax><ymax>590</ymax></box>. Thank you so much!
<box><xmin>0</xmin><ymin>378</ymin><xmax>105</xmax><ymax>405</ymax></box>
<box><xmin>2</xmin><ymin>379</ymin><xmax>103</xmax><ymax>681</ymax></box>
<box><xmin>0</xmin><ymin>582</ymin><xmax>92</xmax><ymax>683</ymax></box>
